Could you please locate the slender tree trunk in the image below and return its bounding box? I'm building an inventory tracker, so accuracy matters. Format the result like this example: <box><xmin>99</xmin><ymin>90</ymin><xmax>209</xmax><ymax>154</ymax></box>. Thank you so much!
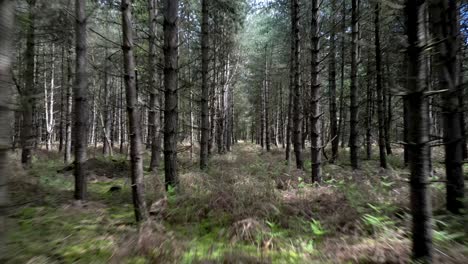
<box><xmin>338</xmin><ymin>0</ymin><xmax>347</xmax><ymax>150</ymax></box>
<box><xmin>121</xmin><ymin>0</ymin><xmax>148</xmax><ymax>222</ymax></box>
<box><xmin>0</xmin><ymin>0</ymin><xmax>15</xmax><ymax>255</ymax></box>
<box><xmin>73</xmin><ymin>0</ymin><xmax>89</xmax><ymax>201</ymax></box>
<box><xmin>64</xmin><ymin>37</ymin><xmax>72</xmax><ymax>163</ymax></box>
<box><xmin>405</xmin><ymin>0</ymin><xmax>433</xmax><ymax>261</ymax></box>
<box><xmin>310</xmin><ymin>0</ymin><xmax>322</xmax><ymax>182</ymax></box>
<box><xmin>148</xmin><ymin>0</ymin><xmax>161</xmax><ymax>172</ymax></box>
<box><xmin>291</xmin><ymin>0</ymin><xmax>303</xmax><ymax>169</ymax></box>
<box><xmin>102</xmin><ymin>53</ymin><xmax>112</xmax><ymax>157</ymax></box>
<box><xmin>264</xmin><ymin>46</ymin><xmax>271</xmax><ymax>152</ymax></box>
<box><xmin>365</xmin><ymin>53</ymin><xmax>373</xmax><ymax>160</ymax></box>
<box><xmin>428</xmin><ymin>0</ymin><xmax>464</xmax><ymax>214</ymax></box>
<box><xmin>200</xmin><ymin>0</ymin><xmax>210</xmax><ymax>169</ymax></box>
<box><xmin>329</xmin><ymin>0</ymin><xmax>338</xmax><ymax>163</ymax></box>
<box><xmin>163</xmin><ymin>0</ymin><xmax>179</xmax><ymax>188</ymax></box>
<box><xmin>349</xmin><ymin>0</ymin><xmax>360</xmax><ymax>169</ymax></box>
<box><xmin>375</xmin><ymin>3</ymin><xmax>387</xmax><ymax>169</ymax></box>
<box><xmin>21</xmin><ymin>0</ymin><xmax>36</xmax><ymax>167</ymax></box>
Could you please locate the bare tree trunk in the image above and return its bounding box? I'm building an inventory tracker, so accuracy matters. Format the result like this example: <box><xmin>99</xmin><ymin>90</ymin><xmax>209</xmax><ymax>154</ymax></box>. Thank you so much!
<box><xmin>375</xmin><ymin>3</ymin><xmax>387</xmax><ymax>169</ymax></box>
<box><xmin>121</xmin><ymin>0</ymin><xmax>148</xmax><ymax>222</ymax></box>
<box><xmin>148</xmin><ymin>0</ymin><xmax>161</xmax><ymax>172</ymax></box>
<box><xmin>64</xmin><ymin>36</ymin><xmax>73</xmax><ymax>163</ymax></box>
<box><xmin>349</xmin><ymin>0</ymin><xmax>360</xmax><ymax>169</ymax></box>
<box><xmin>21</xmin><ymin>0</ymin><xmax>36</xmax><ymax>167</ymax></box>
<box><xmin>291</xmin><ymin>0</ymin><xmax>303</xmax><ymax>169</ymax></box>
<box><xmin>0</xmin><ymin>0</ymin><xmax>15</xmax><ymax>254</ymax></box>
<box><xmin>428</xmin><ymin>0</ymin><xmax>464</xmax><ymax>214</ymax></box>
<box><xmin>365</xmin><ymin>52</ymin><xmax>373</xmax><ymax>160</ymax></box>
<box><xmin>73</xmin><ymin>0</ymin><xmax>88</xmax><ymax>201</ymax></box>
<box><xmin>163</xmin><ymin>0</ymin><xmax>179</xmax><ymax>188</ymax></box>
<box><xmin>329</xmin><ymin>0</ymin><xmax>338</xmax><ymax>163</ymax></box>
<box><xmin>102</xmin><ymin>53</ymin><xmax>112</xmax><ymax>157</ymax></box>
<box><xmin>405</xmin><ymin>0</ymin><xmax>433</xmax><ymax>261</ymax></box>
<box><xmin>338</xmin><ymin>0</ymin><xmax>347</xmax><ymax>150</ymax></box>
<box><xmin>200</xmin><ymin>0</ymin><xmax>210</xmax><ymax>169</ymax></box>
<box><xmin>310</xmin><ymin>0</ymin><xmax>321</xmax><ymax>182</ymax></box>
<box><xmin>264</xmin><ymin>46</ymin><xmax>271</xmax><ymax>152</ymax></box>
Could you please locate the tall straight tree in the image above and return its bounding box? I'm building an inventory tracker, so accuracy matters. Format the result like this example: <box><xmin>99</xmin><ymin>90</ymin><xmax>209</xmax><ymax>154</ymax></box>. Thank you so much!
<box><xmin>291</xmin><ymin>0</ymin><xmax>303</xmax><ymax>169</ymax></box>
<box><xmin>200</xmin><ymin>0</ymin><xmax>210</xmax><ymax>170</ymax></box>
<box><xmin>148</xmin><ymin>0</ymin><xmax>161</xmax><ymax>172</ymax></box>
<box><xmin>428</xmin><ymin>0</ymin><xmax>465</xmax><ymax>214</ymax></box>
<box><xmin>310</xmin><ymin>0</ymin><xmax>321</xmax><ymax>182</ymax></box>
<box><xmin>0</xmin><ymin>0</ymin><xmax>15</xmax><ymax>255</ymax></box>
<box><xmin>121</xmin><ymin>0</ymin><xmax>148</xmax><ymax>222</ymax></box>
<box><xmin>21</xmin><ymin>0</ymin><xmax>36</xmax><ymax>167</ymax></box>
<box><xmin>405</xmin><ymin>0</ymin><xmax>433</xmax><ymax>261</ymax></box>
<box><xmin>328</xmin><ymin>0</ymin><xmax>338</xmax><ymax>163</ymax></box>
<box><xmin>73</xmin><ymin>0</ymin><xmax>88</xmax><ymax>201</ymax></box>
<box><xmin>374</xmin><ymin>2</ymin><xmax>387</xmax><ymax>169</ymax></box>
<box><xmin>163</xmin><ymin>0</ymin><xmax>179</xmax><ymax>188</ymax></box>
<box><xmin>349</xmin><ymin>0</ymin><xmax>359</xmax><ymax>169</ymax></box>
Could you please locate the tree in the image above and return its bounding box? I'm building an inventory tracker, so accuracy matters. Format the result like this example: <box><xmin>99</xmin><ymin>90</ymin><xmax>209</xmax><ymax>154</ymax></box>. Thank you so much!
<box><xmin>428</xmin><ymin>0</ymin><xmax>465</xmax><ymax>214</ymax></box>
<box><xmin>405</xmin><ymin>0</ymin><xmax>433</xmax><ymax>261</ymax></box>
<box><xmin>328</xmin><ymin>0</ymin><xmax>338</xmax><ymax>163</ymax></box>
<box><xmin>291</xmin><ymin>0</ymin><xmax>303</xmax><ymax>169</ymax></box>
<box><xmin>0</xmin><ymin>0</ymin><xmax>15</xmax><ymax>255</ymax></box>
<box><xmin>374</xmin><ymin>2</ymin><xmax>387</xmax><ymax>169</ymax></box>
<box><xmin>121</xmin><ymin>0</ymin><xmax>149</xmax><ymax>222</ymax></box>
<box><xmin>200</xmin><ymin>0</ymin><xmax>210</xmax><ymax>170</ymax></box>
<box><xmin>73</xmin><ymin>0</ymin><xmax>89</xmax><ymax>201</ymax></box>
<box><xmin>163</xmin><ymin>0</ymin><xmax>179</xmax><ymax>188</ymax></box>
<box><xmin>21</xmin><ymin>0</ymin><xmax>36</xmax><ymax>168</ymax></box>
<box><xmin>148</xmin><ymin>0</ymin><xmax>162</xmax><ymax>172</ymax></box>
<box><xmin>349</xmin><ymin>0</ymin><xmax>360</xmax><ymax>169</ymax></box>
<box><xmin>310</xmin><ymin>0</ymin><xmax>322</xmax><ymax>182</ymax></box>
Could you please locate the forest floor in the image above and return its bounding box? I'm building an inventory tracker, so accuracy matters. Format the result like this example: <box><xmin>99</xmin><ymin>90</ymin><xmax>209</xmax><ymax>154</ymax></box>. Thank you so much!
<box><xmin>4</xmin><ymin>143</ymin><xmax>468</xmax><ymax>263</ymax></box>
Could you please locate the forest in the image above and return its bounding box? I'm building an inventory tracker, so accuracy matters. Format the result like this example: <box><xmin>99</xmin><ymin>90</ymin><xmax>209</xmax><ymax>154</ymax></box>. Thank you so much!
<box><xmin>0</xmin><ymin>0</ymin><xmax>467</xmax><ymax>263</ymax></box>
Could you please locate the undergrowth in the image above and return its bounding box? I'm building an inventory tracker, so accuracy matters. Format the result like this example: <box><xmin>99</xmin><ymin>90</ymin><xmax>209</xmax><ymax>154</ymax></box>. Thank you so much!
<box><xmin>4</xmin><ymin>144</ymin><xmax>468</xmax><ymax>263</ymax></box>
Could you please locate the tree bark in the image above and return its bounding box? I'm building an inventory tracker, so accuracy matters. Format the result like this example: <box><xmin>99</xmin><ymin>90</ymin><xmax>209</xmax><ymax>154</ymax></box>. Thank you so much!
<box><xmin>163</xmin><ymin>0</ymin><xmax>179</xmax><ymax>188</ymax></box>
<box><xmin>349</xmin><ymin>0</ymin><xmax>360</xmax><ymax>169</ymax></box>
<box><xmin>200</xmin><ymin>0</ymin><xmax>210</xmax><ymax>169</ymax></box>
<box><xmin>148</xmin><ymin>0</ymin><xmax>161</xmax><ymax>172</ymax></box>
<box><xmin>374</xmin><ymin>3</ymin><xmax>387</xmax><ymax>169</ymax></box>
<box><xmin>73</xmin><ymin>0</ymin><xmax>89</xmax><ymax>201</ymax></box>
<box><xmin>428</xmin><ymin>0</ymin><xmax>465</xmax><ymax>214</ymax></box>
<box><xmin>310</xmin><ymin>0</ymin><xmax>321</xmax><ymax>182</ymax></box>
<box><xmin>329</xmin><ymin>0</ymin><xmax>338</xmax><ymax>163</ymax></box>
<box><xmin>291</xmin><ymin>0</ymin><xmax>303</xmax><ymax>169</ymax></box>
<box><xmin>121</xmin><ymin>0</ymin><xmax>149</xmax><ymax>222</ymax></box>
<box><xmin>21</xmin><ymin>0</ymin><xmax>36</xmax><ymax>167</ymax></box>
<box><xmin>405</xmin><ymin>0</ymin><xmax>434</xmax><ymax>261</ymax></box>
<box><xmin>0</xmin><ymin>0</ymin><xmax>15</xmax><ymax>255</ymax></box>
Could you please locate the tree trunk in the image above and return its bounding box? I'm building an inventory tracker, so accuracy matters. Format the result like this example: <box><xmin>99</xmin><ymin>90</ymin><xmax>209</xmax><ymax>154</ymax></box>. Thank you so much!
<box><xmin>428</xmin><ymin>0</ymin><xmax>464</xmax><ymax>214</ymax></box>
<box><xmin>73</xmin><ymin>0</ymin><xmax>89</xmax><ymax>201</ymax></box>
<box><xmin>310</xmin><ymin>0</ymin><xmax>322</xmax><ymax>182</ymax></box>
<box><xmin>365</xmin><ymin>52</ymin><xmax>373</xmax><ymax>160</ymax></box>
<box><xmin>264</xmin><ymin>46</ymin><xmax>271</xmax><ymax>152</ymax></box>
<box><xmin>374</xmin><ymin>3</ymin><xmax>387</xmax><ymax>169</ymax></box>
<box><xmin>338</xmin><ymin>0</ymin><xmax>347</xmax><ymax>150</ymax></box>
<box><xmin>405</xmin><ymin>0</ymin><xmax>433</xmax><ymax>261</ymax></box>
<box><xmin>163</xmin><ymin>0</ymin><xmax>179</xmax><ymax>188</ymax></box>
<box><xmin>148</xmin><ymin>0</ymin><xmax>161</xmax><ymax>172</ymax></box>
<box><xmin>0</xmin><ymin>0</ymin><xmax>15</xmax><ymax>255</ymax></box>
<box><xmin>329</xmin><ymin>0</ymin><xmax>338</xmax><ymax>163</ymax></box>
<box><xmin>21</xmin><ymin>0</ymin><xmax>36</xmax><ymax>167</ymax></box>
<box><xmin>349</xmin><ymin>0</ymin><xmax>360</xmax><ymax>169</ymax></box>
<box><xmin>291</xmin><ymin>0</ymin><xmax>303</xmax><ymax>169</ymax></box>
<box><xmin>121</xmin><ymin>0</ymin><xmax>148</xmax><ymax>222</ymax></box>
<box><xmin>200</xmin><ymin>0</ymin><xmax>210</xmax><ymax>169</ymax></box>
<box><xmin>64</xmin><ymin>36</ymin><xmax>73</xmax><ymax>163</ymax></box>
<box><xmin>102</xmin><ymin>53</ymin><xmax>112</xmax><ymax>157</ymax></box>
